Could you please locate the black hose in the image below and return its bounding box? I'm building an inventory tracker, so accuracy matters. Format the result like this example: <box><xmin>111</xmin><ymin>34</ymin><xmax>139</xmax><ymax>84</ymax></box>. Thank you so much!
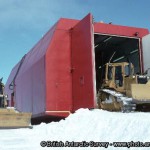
<box><xmin>9</xmin><ymin>54</ymin><xmax>26</xmax><ymax>90</ymax></box>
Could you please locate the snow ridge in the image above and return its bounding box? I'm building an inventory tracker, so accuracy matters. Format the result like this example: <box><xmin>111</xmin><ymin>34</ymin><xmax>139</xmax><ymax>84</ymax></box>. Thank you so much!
<box><xmin>0</xmin><ymin>109</ymin><xmax>150</xmax><ymax>150</ymax></box>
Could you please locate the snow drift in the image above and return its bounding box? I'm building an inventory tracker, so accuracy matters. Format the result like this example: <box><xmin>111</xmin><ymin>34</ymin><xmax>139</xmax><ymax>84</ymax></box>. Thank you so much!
<box><xmin>0</xmin><ymin>109</ymin><xmax>150</xmax><ymax>150</ymax></box>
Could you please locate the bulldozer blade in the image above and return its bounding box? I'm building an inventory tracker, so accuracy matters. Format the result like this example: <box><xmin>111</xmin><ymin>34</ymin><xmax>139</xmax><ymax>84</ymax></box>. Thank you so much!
<box><xmin>131</xmin><ymin>82</ymin><xmax>150</xmax><ymax>100</ymax></box>
<box><xmin>0</xmin><ymin>108</ymin><xmax>32</xmax><ymax>129</ymax></box>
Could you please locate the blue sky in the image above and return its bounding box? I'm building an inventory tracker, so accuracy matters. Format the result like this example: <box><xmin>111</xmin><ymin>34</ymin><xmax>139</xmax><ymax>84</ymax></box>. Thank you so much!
<box><xmin>0</xmin><ymin>0</ymin><xmax>150</xmax><ymax>83</ymax></box>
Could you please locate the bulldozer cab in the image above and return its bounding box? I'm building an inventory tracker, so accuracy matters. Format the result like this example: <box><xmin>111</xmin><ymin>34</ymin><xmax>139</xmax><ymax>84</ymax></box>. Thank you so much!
<box><xmin>103</xmin><ymin>62</ymin><xmax>134</xmax><ymax>93</ymax></box>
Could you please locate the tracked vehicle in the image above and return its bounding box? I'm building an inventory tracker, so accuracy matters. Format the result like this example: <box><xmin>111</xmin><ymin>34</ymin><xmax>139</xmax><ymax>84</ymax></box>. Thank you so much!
<box><xmin>97</xmin><ymin>62</ymin><xmax>150</xmax><ymax>112</ymax></box>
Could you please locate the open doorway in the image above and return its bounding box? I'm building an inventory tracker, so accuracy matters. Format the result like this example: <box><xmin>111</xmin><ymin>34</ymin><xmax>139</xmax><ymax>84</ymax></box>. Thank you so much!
<box><xmin>94</xmin><ymin>34</ymin><xmax>140</xmax><ymax>92</ymax></box>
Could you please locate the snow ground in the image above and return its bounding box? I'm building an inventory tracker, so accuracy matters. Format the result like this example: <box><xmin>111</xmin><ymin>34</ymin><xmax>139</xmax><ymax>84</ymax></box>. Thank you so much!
<box><xmin>0</xmin><ymin>109</ymin><xmax>150</xmax><ymax>150</ymax></box>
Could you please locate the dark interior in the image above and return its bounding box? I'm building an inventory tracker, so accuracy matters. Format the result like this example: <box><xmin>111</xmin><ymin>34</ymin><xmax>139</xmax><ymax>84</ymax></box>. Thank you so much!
<box><xmin>94</xmin><ymin>34</ymin><xmax>140</xmax><ymax>92</ymax></box>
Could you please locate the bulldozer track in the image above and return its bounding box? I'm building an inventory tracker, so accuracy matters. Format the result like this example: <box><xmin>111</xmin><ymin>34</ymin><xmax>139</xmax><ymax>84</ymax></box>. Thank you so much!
<box><xmin>98</xmin><ymin>89</ymin><xmax>136</xmax><ymax>112</ymax></box>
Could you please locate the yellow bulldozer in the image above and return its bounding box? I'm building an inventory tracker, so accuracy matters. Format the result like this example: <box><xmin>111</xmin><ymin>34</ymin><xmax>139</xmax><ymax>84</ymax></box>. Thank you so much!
<box><xmin>0</xmin><ymin>78</ymin><xmax>32</xmax><ymax>129</ymax></box>
<box><xmin>97</xmin><ymin>62</ymin><xmax>150</xmax><ymax>112</ymax></box>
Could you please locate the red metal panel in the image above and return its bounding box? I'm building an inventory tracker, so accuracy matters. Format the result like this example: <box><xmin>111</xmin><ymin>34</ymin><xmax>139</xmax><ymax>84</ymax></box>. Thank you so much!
<box><xmin>21</xmin><ymin>24</ymin><xmax>57</xmax><ymax>75</ymax></box>
<box><xmin>45</xmin><ymin>26</ymin><xmax>72</xmax><ymax>114</ymax></box>
<box><xmin>94</xmin><ymin>23</ymin><xmax>149</xmax><ymax>38</ymax></box>
<box><xmin>57</xmin><ymin>18</ymin><xmax>79</xmax><ymax>30</ymax></box>
<box><xmin>5</xmin><ymin>23</ymin><xmax>57</xmax><ymax>116</ymax></box>
<box><xmin>32</xmin><ymin>57</ymin><xmax>46</xmax><ymax>114</ymax></box>
<box><xmin>45</xmin><ymin>111</ymin><xmax>70</xmax><ymax>117</ymax></box>
<box><xmin>71</xmin><ymin>14</ymin><xmax>96</xmax><ymax>111</ymax></box>
<box><xmin>15</xmin><ymin>69</ymin><xmax>33</xmax><ymax>112</ymax></box>
<box><xmin>14</xmin><ymin>57</ymin><xmax>46</xmax><ymax>115</ymax></box>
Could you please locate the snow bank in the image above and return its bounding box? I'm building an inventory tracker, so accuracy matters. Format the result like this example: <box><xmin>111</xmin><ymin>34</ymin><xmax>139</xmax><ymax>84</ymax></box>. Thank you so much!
<box><xmin>1</xmin><ymin>109</ymin><xmax>150</xmax><ymax>150</ymax></box>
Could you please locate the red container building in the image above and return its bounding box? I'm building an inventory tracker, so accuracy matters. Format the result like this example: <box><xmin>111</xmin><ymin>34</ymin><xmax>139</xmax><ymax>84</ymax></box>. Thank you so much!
<box><xmin>5</xmin><ymin>14</ymin><xmax>149</xmax><ymax>118</ymax></box>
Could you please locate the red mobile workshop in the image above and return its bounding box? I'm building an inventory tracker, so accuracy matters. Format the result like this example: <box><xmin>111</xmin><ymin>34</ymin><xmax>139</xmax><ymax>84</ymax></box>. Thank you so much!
<box><xmin>5</xmin><ymin>14</ymin><xmax>150</xmax><ymax>119</ymax></box>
